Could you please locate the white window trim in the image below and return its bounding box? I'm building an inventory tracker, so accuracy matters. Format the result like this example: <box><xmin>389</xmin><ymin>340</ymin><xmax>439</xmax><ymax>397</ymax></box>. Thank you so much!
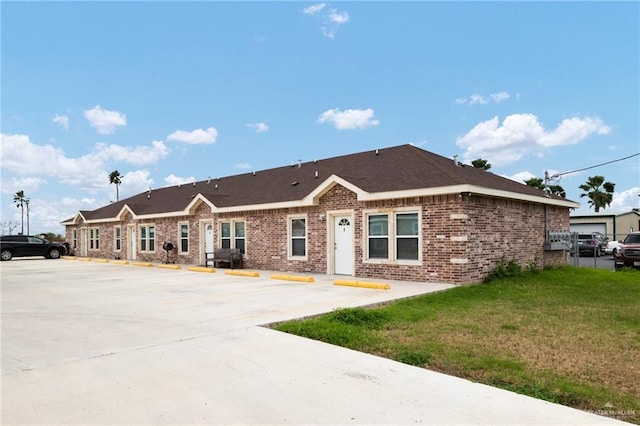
<box><xmin>139</xmin><ymin>224</ymin><xmax>156</xmax><ymax>253</ymax></box>
<box><xmin>218</xmin><ymin>218</ymin><xmax>246</xmax><ymax>254</ymax></box>
<box><xmin>114</xmin><ymin>225</ymin><xmax>122</xmax><ymax>252</ymax></box>
<box><xmin>89</xmin><ymin>227</ymin><xmax>100</xmax><ymax>251</ymax></box>
<box><xmin>288</xmin><ymin>214</ymin><xmax>308</xmax><ymax>261</ymax></box>
<box><xmin>363</xmin><ymin>207</ymin><xmax>422</xmax><ymax>265</ymax></box>
<box><xmin>178</xmin><ymin>221</ymin><xmax>189</xmax><ymax>254</ymax></box>
<box><xmin>72</xmin><ymin>229</ymin><xmax>78</xmax><ymax>249</ymax></box>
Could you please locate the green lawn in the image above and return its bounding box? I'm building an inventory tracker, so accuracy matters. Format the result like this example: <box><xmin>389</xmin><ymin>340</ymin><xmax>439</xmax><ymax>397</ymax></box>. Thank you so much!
<box><xmin>274</xmin><ymin>267</ymin><xmax>640</xmax><ymax>424</ymax></box>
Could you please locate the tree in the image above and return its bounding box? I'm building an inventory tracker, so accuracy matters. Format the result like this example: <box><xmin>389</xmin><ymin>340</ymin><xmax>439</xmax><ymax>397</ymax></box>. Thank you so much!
<box><xmin>579</xmin><ymin>175</ymin><xmax>615</xmax><ymax>213</ymax></box>
<box><xmin>0</xmin><ymin>221</ymin><xmax>20</xmax><ymax>235</ymax></box>
<box><xmin>13</xmin><ymin>190</ymin><xmax>27</xmax><ymax>235</ymax></box>
<box><xmin>524</xmin><ymin>177</ymin><xmax>566</xmax><ymax>198</ymax></box>
<box><xmin>109</xmin><ymin>170</ymin><xmax>122</xmax><ymax>202</ymax></box>
<box><xmin>471</xmin><ymin>158</ymin><xmax>491</xmax><ymax>171</ymax></box>
<box><xmin>524</xmin><ymin>177</ymin><xmax>544</xmax><ymax>190</ymax></box>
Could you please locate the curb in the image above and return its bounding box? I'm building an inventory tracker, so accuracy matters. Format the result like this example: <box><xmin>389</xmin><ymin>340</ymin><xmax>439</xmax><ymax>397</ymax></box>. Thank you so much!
<box><xmin>111</xmin><ymin>260</ymin><xmax>129</xmax><ymax>265</ymax></box>
<box><xmin>76</xmin><ymin>258</ymin><xmax>92</xmax><ymax>262</ymax></box>
<box><xmin>93</xmin><ymin>259</ymin><xmax>110</xmax><ymax>263</ymax></box>
<box><xmin>187</xmin><ymin>266</ymin><xmax>216</xmax><ymax>273</ymax></box>
<box><xmin>333</xmin><ymin>279</ymin><xmax>391</xmax><ymax>290</ymax></box>
<box><xmin>271</xmin><ymin>274</ymin><xmax>315</xmax><ymax>283</ymax></box>
<box><xmin>132</xmin><ymin>261</ymin><xmax>153</xmax><ymax>268</ymax></box>
<box><xmin>157</xmin><ymin>264</ymin><xmax>182</xmax><ymax>270</ymax></box>
<box><xmin>225</xmin><ymin>270</ymin><xmax>260</xmax><ymax>277</ymax></box>
<box><xmin>61</xmin><ymin>256</ymin><xmax>77</xmax><ymax>260</ymax></box>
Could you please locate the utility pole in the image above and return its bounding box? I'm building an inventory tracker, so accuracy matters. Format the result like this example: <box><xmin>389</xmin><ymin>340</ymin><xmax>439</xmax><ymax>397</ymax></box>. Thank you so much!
<box><xmin>25</xmin><ymin>198</ymin><xmax>30</xmax><ymax>235</ymax></box>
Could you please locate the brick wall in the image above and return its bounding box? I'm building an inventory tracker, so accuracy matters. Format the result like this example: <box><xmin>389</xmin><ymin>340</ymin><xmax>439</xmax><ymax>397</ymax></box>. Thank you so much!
<box><xmin>64</xmin><ymin>186</ymin><xmax>571</xmax><ymax>284</ymax></box>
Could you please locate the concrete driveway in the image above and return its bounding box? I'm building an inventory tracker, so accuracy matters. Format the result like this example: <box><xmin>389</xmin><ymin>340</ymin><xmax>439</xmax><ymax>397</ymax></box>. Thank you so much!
<box><xmin>1</xmin><ymin>259</ymin><xmax>627</xmax><ymax>425</ymax></box>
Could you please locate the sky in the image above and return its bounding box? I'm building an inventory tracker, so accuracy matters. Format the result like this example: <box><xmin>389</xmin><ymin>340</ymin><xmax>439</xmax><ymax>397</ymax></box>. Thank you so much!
<box><xmin>1</xmin><ymin>1</ymin><xmax>639</xmax><ymax>236</ymax></box>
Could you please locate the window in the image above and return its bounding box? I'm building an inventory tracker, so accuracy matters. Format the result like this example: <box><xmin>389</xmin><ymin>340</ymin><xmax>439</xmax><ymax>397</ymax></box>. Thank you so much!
<box><xmin>219</xmin><ymin>220</ymin><xmax>245</xmax><ymax>254</ymax></box>
<box><xmin>72</xmin><ymin>229</ymin><xmax>77</xmax><ymax>249</ymax></box>
<box><xmin>140</xmin><ymin>225</ymin><xmax>155</xmax><ymax>252</ymax></box>
<box><xmin>289</xmin><ymin>216</ymin><xmax>307</xmax><ymax>258</ymax></box>
<box><xmin>396</xmin><ymin>213</ymin><xmax>419</xmax><ymax>260</ymax></box>
<box><xmin>89</xmin><ymin>228</ymin><xmax>100</xmax><ymax>250</ymax></box>
<box><xmin>114</xmin><ymin>226</ymin><xmax>121</xmax><ymax>251</ymax></box>
<box><xmin>179</xmin><ymin>222</ymin><xmax>189</xmax><ymax>253</ymax></box>
<box><xmin>368</xmin><ymin>214</ymin><xmax>388</xmax><ymax>259</ymax></box>
<box><xmin>365</xmin><ymin>211</ymin><xmax>420</xmax><ymax>263</ymax></box>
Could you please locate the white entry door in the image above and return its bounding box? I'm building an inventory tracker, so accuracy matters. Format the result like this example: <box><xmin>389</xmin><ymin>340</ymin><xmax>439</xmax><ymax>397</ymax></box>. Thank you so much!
<box><xmin>129</xmin><ymin>227</ymin><xmax>137</xmax><ymax>261</ymax></box>
<box><xmin>334</xmin><ymin>216</ymin><xmax>353</xmax><ymax>275</ymax></box>
<box><xmin>80</xmin><ymin>228</ymin><xmax>87</xmax><ymax>257</ymax></box>
<box><xmin>205</xmin><ymin>224</ymin><xmax>213</xmax><ymax>252</ymax></box>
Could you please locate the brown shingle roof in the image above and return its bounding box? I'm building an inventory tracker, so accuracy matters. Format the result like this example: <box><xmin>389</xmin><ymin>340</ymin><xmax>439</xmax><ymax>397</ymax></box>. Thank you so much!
<box><xmin>73</xmin><ymin>144</ymin><xmax>574</xmax><ymax>221</ymax></box>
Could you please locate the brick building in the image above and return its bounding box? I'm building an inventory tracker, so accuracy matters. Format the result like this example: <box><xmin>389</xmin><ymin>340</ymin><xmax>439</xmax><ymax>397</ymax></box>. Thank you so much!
<box><xmin>62</xmin><ymin>144</ymin><xmax>578</xmax><ymax>284</ymax></box>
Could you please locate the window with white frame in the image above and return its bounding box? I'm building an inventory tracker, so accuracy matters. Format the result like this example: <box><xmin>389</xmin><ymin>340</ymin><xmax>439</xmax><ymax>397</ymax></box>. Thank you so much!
<box><xmin>114</xmin><ymin>226</ymin><xmax>121</xmax><ymax>251</ymax></box>
<box><xmin>89</xmin><ymin>228</ymin><xmax>100</xmax><ymax>250</ymax></box>
<box><xmin>179</xmin><ymin>222</ymin><xmax>189</xmax><ymax>253</ymax></box>
<box><xmin>367</xmin><ymin>214</ymin><xmax>388</xmax><ymax>259</ymax></box>
<box><xmin>396</xmin><ymin>213</ymin><xmax>419</xmax><ymax>260</ymax></box>
<box><xmin>289</xmin><ymin>215</ymin><xmax>307</xmax><ymax>258</ymax></box>
<box><xmin>139</xmin><ymin>225</ymin><xmax>155</xmax><ymax>252</ymax></box>
<box><xmin>366</xmin><ymin>211</ymin><xmax>420</xmax><ymax>262</ymax></box>
<box><xmin>219</xmin><ymin>220</ymin><xmax>245</xmax><ymax>254</ymax></box>
<box><xmin>72</xmin><ymin>229</ymin><xmax>77</xmax><ymax>249</ymax></box>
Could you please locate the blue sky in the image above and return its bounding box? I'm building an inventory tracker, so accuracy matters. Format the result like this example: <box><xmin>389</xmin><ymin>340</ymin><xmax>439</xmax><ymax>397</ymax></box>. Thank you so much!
<box><xmin>2</xmin><ymin>1</ymin><xmax>639</xmax><ymax>235</ymax></box>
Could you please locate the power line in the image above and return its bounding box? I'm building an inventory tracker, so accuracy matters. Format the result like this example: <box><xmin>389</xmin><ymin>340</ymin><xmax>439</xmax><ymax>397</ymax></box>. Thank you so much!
<box><xmin>550</xmin><ymin>152</ymin><xmax>640</xmax><ymax>178</ymax></box>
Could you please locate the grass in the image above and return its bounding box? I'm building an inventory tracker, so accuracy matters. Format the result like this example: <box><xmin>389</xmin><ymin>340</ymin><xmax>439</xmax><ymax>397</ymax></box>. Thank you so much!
<box><xmin>274</xmin><ymin>267</ymin><xmax>640</xmax><ymax>424</ymax></box>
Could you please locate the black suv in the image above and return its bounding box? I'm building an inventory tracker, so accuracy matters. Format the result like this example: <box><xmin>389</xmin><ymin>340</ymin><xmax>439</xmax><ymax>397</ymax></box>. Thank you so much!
<box><xmin>0</xmin><ymin>235</ymin><xmax>67</xmax><ymax>261</ymax></box>
<box><xmin>577</xmin><ymin>232</ymin><xmax>608</xmax><ymax>257</ymax></box>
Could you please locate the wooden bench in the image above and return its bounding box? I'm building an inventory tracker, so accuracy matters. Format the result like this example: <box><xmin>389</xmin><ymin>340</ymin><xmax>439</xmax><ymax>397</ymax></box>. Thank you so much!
<box><xmin>205</xmin><ymin>248</ymin><xmax>243</xmax><ymax>269</ymax></box>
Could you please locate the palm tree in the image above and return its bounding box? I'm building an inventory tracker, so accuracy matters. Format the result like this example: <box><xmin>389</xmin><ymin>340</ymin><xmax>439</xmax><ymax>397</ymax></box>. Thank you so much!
<box><xmin>471</xmin><ymin>158</ymin><xmax>491</xmax><ymax>170</ymax></box>
<box><xmin>579</xmin><ymin>175</ymin><xmax>615</xmax><ymax>212</ymax></box>
<box><xmin>13</xmin><ymin>190</ymin><xmax>26</xmax><ymax>234</ymax></box>
<box><xmin>524</xmin><ymin>177</ymin><xmax>544</xmax><ymax>189</ymax></box>
<box><xmin>524</xmin><ymin>177</ymin><xmax>566</xmax><ymax>198</ymax></box>
<box><xmin>109</xmin><ymin>170</ymin><xmax>122</xmax><ymax>202</ymax></box>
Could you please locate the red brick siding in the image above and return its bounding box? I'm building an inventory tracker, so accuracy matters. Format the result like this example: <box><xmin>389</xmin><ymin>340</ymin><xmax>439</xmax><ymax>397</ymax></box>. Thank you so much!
<box><xmin>64</xmin><ymin>185</ymin><xmax>571</xmax><ymax>284</ymax></box>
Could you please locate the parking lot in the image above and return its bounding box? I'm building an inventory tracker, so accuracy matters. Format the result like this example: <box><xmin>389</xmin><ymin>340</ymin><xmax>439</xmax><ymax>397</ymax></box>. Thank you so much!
<box><xmin>1</xmin><ymin>259</ymin><xmax>626</xmax><ymax>425</ymax></box>
<box><xmin>573</xmin><ymin>253</ymin><xmax>617</xmax><ymax>270</ymax></box>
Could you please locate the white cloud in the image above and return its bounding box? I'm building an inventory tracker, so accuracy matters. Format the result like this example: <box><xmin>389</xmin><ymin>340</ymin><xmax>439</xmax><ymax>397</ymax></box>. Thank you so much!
<box><xmin>455</xmin><ymin>91</ymin><xmax>511</xmax><ymax>106</ymax></box>
<box><xmin>539</xmin><ymin>117</ymin><xmax>610</xmax><ymax>147</ymax></box>
<box><xmin>92</xmin><ymin>140</ymin><xmax>170</xmax><ymax>165</ymax></box>
<box><xmin>167</xmin><ymin>127</ymin><xmax>218</xmax><ymax>144</ymax></box>
<box><xmin>469</xmin><ymin>94</ymin><xmax>488</xmax><ymax>105</ymax></box>
<box><xmin>490</xmin><ymin>92</ymin><xmax>510</xmax><ymax>103</ymax></box>
<box><xmin>609</xmin><ymin>186</ymin><xmax>640</xmax><ymax>213</ymax></box>
<box><xmin>60</xmin><ymin>197</ymin><xmax>97</xmax><ymax>207</ymax></box>
<box><xmin>83</xmin><ymin>105</ymin><xmax>126</xmax><ymax>134</ymax></box>
<box><xmin>164</xmin><ymin>174</ymin><xmax>195</xmax><ymax>187</ymax></box>
<box><xmin>456</xmin><ymin>114</ymin><xmax>611</xmax><ymax>166</ymax></box>
<box><xmin>504</xmin><ymin>171</ymin><xmax>536</xmax><ymax>184</ymax></box>
<box><xmin>303</xmin><ymin>3</ymin><xmax>349</xmax><ymax>39</ymax></box>
<box><xmin>120</xmin><ymin>170</ymin><xmax>154</xmax><ymax>199</ymax></box>
<box><xmin>303</xmin><ymin>3</ymin><xmax>326</xmax><ymax>15</ymax></box>
<box><xmin>0</xmin><ymin>133</ymin><xmax>167</xmax><ymax>192</ymax></box>
<box><xmin>52</xmin><ymin>114</ymin><xmax>69</xmax><ymax>130</ymax></box>
<box><xmin>317</xmin><ymin>108</ymin><xmax>379</xmax><ymax>130</ymax></box>
<box><xmin>329</xmin><ymin>10</ymin><xmax>349</xmax><ymax>24</ymax></box>
<box><xmin>235</xmin><ymin>163</ymin><xmax>251</xmax><ymax>169</ymax></box>
<box><xmin>1</xmin><ymin>176</ymin><xmax>47</xmax><ymax>194</ymax></box>
<box><xmin>246</xmin><ymin>122</ymin><xmax>269</xmax><ymax>133</ymax></box>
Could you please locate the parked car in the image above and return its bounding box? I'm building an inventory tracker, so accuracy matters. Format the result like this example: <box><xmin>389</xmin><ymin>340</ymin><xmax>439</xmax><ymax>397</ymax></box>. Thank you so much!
<box><xmin>577</xmin><ymin>232</ymin><xmax>608</xmax><ymax>257</ymax></box>
<box><xmin>614</xmin><ymin>231</ymin><xmax>640</xmax><ymax>270</ymax></box>
<box><xmin>0</xmin><ymin>235</ymin><xmax>67</xmax><ymax>261</ymax></box>
<box><xmin>605</xmin><ymin>240</ymin><xmax>622</xmax><ymax>256</ymax></box>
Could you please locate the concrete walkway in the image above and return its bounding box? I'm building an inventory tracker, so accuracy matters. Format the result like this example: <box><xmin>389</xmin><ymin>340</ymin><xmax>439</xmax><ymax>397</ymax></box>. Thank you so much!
<box><xmin>1</xmin><ymin>259</ymin><xmax>629</xmax><ymax>425</ymax></box>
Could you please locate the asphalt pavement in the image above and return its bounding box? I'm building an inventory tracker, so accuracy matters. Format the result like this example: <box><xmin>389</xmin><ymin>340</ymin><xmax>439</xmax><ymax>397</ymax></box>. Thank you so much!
<box><xmin>1</xmin><ymin>258</ymin><xmax>630</xmax><ymax>425</ymax></box>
